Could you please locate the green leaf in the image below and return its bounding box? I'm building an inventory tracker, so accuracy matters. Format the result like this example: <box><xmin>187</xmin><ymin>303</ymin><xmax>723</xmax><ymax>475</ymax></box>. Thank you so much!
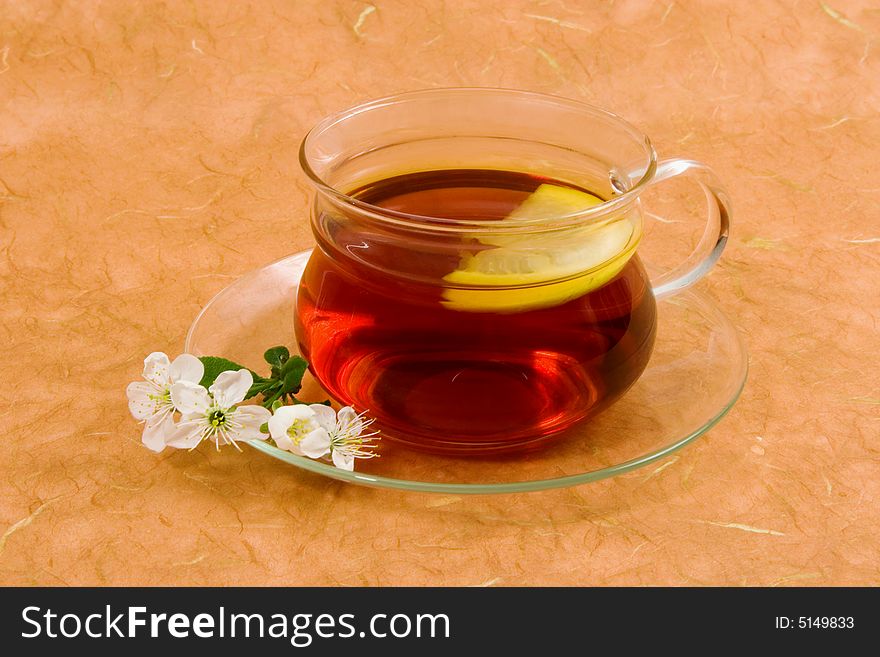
<box><xmin>197</xmin><ymin>347</ymin><xmax>308</xmax><ymax>409</ymax></box>
<box><xmin>198</xmin><ymin>356</ymin><xmax>261</xmax><ymax>389</ymax></box>
<box><xmin>247</xmin><ymin>379</ymin><xmax>277</xmax><ymax>401</ymax></box>
<box><xmin>259</xmin><ymin>422</ymin><xmax>269</xmax><ymax>434</ymax></box>
<box><xmin>279</xmin><ymin>356</ymin><xmax>308</xmax><ymax>392</ymax></box>
<box><xmin>264</xmin><ymin>346</ymin><xmax>290</xmax><ymax>372</ymax></box>
<box><xmin>281</xmin><ymin>355</ymin><xmax>308</xmax><ymax>376</ymax></box>
<box><xmin>282</xmin><ymin>370</ymin><xmax>302</xmax><ymax>396</ymax></box>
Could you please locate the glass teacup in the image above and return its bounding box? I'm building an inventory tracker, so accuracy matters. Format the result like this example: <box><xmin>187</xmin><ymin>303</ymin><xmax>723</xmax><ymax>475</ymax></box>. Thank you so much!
<box><xmin>295</xmin><ymin>89</ymin><xmax>730</xmax><ymax>455</ymax></box>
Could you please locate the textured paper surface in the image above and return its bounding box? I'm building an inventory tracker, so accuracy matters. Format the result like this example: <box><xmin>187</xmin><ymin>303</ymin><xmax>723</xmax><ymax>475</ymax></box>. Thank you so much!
<box><xmin>1</xmin><ymin>0</ymin><xmax>878</xmax><ymax>586</ymax></box>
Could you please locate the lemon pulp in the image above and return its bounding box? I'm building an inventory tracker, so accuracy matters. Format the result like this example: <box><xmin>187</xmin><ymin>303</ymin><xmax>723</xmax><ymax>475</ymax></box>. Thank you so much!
<box><xmin>441</xmin><ymin>184</ymin><xmax>638</xmax><ymax>313</ymax></box>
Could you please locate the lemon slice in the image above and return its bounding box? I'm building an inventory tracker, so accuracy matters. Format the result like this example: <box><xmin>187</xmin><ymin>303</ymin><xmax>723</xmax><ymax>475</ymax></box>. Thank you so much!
<box><xmin>505</xmin><ymin>183</ymin><xmax>605</xmax><ymax>222</ymax></box>
<box><xmin>442</xmin><ymin>184</ymin><xmax>637</xmax><ymax>313</ymax></box>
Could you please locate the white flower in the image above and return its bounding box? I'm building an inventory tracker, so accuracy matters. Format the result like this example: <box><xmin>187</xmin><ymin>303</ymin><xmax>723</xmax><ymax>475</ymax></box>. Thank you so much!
<box><xmin>267</xmin><ymin>403</ymin><xmax>336</xmax><ymax>455</ymax></box>
<box><xmin>126</xmin><ymin>352</ymin><xmax>204</xmax><ymax>452</ymax></box>
<box><xmin>168</xmin><ymin>369</ymin><xmax>271</xmax><ymax>451</ymax></box>
<box><xmin>271</xmin><ymin>405</ymin><xmax>379</xmax><ymax>471</ymax></box>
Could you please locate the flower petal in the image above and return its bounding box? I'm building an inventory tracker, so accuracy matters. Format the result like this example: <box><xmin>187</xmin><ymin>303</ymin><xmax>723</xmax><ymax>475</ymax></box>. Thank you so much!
<box><xmin>268</xmin><ymin>405</ymin><xmax>297</xmax><ymax>440</ymax></box>
<box><xmin>142</xmin><ymin>414</ymin><xmax>175</xmax><ymax>452</ymax></box>
<box><xmin>234</xmin><ymin>406</ymin><xmax>271</xmax><ymax>441</ymax></box>
<box><xmin>272</xmin><ymin>432</ymin><xmax>295</xmax><ymax>452</ymax></box>
<box><xmin>210</xmin><ymin>369</ymin><xmax>253</xmax><ymax>407</ymax></box>
<box><xmin>309</xmin><ymin>404</ymin><xmax>337</xmax><ymax>432</ymax></box>
<box><xmin>169</xmin><ymin>353</ymin><xmax>204</xmax><ymax>384</ymax></box>
<box><xmin>288</xmin><ymin>404</ymin><xmax>317</xmax><ymax>421</ymax></box>
<box><xmin>142</xmin><ymin>352</ymin><xmax>171</xmax><ymax>385</ymax></box>
<box><xmin>126</xmin><ymin>381</ymin><xmax>158</xmax><ymax>420</ymax></box>
<box><xmin>332</xmin><ymin>449</ymin><xmax>355</xmax><ymax>471</ymax></box>
<box><xmin>336</xmin><ymin>406</ymin><xmax>363</xmax><ymax>438</ymax></box>
<box><xmin>165</xmin><ymin>420</ymin><xmax>205</xmax><ymax>449</ymax></box>
<box><xmin>170</xmin><ymin>380</ymin><xmax>211</xmax><ymax>415</ymax></box>
<box><xmin>299</xmin><ymin>428</ymin><xmax>331</xmax><ymax>459</ymax></box>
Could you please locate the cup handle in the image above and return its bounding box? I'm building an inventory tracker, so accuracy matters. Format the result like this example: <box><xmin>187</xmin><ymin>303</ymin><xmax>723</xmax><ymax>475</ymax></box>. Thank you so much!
<box><xmin>644</xmin><ymin>158</ymin><xmax>731</xmax><ymax>299</ymax></box>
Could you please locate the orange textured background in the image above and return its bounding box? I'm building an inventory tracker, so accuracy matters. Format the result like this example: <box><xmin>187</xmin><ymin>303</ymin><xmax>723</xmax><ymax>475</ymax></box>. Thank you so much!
<box><xmin>1</xmin><ymin>0</ymin><xmax>879</xmax><ymax>586</ymax></box>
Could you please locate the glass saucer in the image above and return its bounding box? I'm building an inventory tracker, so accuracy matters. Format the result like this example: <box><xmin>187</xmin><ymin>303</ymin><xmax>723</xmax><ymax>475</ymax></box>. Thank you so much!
<box><xmin>185</xmin><ymin>250</ymin><xmax>747</xmax><ymax>494</ymax></box>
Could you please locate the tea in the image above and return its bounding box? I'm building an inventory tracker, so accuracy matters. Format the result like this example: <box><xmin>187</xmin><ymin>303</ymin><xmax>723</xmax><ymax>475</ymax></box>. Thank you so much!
<box><xmin>295</xmin><ymin>169</ymin><xmax>657</xmax><ymax>454</ymax></box>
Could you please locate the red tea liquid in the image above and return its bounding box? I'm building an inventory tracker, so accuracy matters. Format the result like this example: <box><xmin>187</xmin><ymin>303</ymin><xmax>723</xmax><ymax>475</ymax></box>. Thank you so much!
<box><xmin>295</xmin><ymin>170</ymin><xmax>656</xmax><ymax>454</ymax></box>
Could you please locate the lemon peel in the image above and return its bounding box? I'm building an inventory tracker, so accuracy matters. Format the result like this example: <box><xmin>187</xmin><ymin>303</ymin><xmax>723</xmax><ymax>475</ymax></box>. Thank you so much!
<box><xmin>441</xmin><ymin>184</ymin><xmax>637</xmax><ymax>313</ymax></box>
